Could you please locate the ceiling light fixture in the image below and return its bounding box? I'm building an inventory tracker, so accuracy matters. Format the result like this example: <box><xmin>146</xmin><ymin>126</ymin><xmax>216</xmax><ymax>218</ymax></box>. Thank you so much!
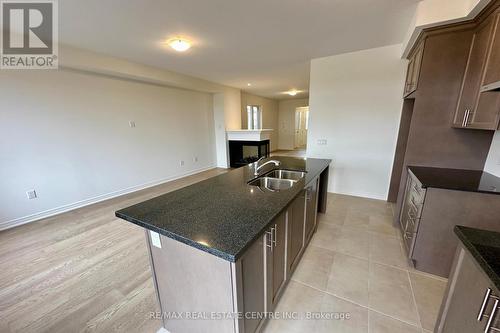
<box><xmin>167</xmin><ymin>38</ymin><xmax>191</xmax><ymax>52</ymax></box>
<box><xmin>247</xmin><ymin>83</ymin><xmax>252</xmax><ymax>87</ymax></box>
<box><xmin>286</xmin><ymin>90</ymin><xmax>299</xmax><ymax>96</ymax></box>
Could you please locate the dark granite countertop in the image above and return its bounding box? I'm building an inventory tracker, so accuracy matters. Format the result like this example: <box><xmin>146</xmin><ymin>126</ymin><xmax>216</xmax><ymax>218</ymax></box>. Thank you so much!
<box><xmin>408</xmin><ymin>166</ymin><xmax>500</xmax><ymax>195</ymax></box>
<box><xmin>455</xmin><ymin>226</ymin><xmax>500</xmax><ymax>291</ymax></box>
<box><xmin>116</xmin><ymin>156</ymin><xmax>331</xmax><ymax>262</ymax></box>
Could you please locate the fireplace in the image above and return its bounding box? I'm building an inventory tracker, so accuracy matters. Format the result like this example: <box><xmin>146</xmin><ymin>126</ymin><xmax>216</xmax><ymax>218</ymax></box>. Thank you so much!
<box><xmin>228</xmin><ymin>140</ymin><xmax>270</xmax><ymax>168</ymax></box>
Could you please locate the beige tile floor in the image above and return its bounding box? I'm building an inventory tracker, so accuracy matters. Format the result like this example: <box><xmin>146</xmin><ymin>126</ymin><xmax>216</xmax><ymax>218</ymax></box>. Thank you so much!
<box><xmin>263</xmin><ymin>193</ymin><xmax>448</xmax><ymax>333</ymax></box>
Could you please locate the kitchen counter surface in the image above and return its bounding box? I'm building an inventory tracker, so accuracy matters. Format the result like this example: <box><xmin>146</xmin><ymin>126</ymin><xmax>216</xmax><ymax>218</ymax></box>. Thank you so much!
<box><xmin>408</xmin><ymin>166</ymin><xmax>500</xmax><ymax>195</ymax></box>
<box><xmin>455</xmin><ymin>226</ymin><xmax>500</xmax><ymax>291</ymax></box>
<box><xmin>116</xmin><ymin>156</ymin><xmax>331</xmax><ymax>262</ymax></box>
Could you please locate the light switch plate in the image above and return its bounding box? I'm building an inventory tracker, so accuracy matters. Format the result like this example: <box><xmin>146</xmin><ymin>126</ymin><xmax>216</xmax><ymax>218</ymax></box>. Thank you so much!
<box><xmin>150</xmin><ymin>231</ymin><xmax>162</xmax><ymax>248</ymax></box>
<box><xmin>317</xmin><ymin>139</ymin><xmax>327</xmax><ymax>146</ymax></box>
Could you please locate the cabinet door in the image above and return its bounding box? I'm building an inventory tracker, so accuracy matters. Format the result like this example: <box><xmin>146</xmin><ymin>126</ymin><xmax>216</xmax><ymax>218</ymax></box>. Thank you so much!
<box><xmin>483</xmin><ymin>13</ymin><xmax>500</xmax><ymax>88</ymax></box>
<box><xmin>410</xmin><ymin>41</ymin><xmax>425</xmax><ymax>92</ymax></box>
<box><xmin>453</xmin><ymin>17</ymin><xmax>495</xmax><ymax>128</ymax></box>
<box><xmin>266</xmin><ymin>211</ymin><xmax>287</xmax><ymax>309</ymax></box>
<box><xmin>438</xmin><ymin>247</ymin><xmax>497</xmax><ymax>333</ymax></box>
<box><xmin>287</xmin><ymin>191</ymin><xmax>305</xmax><ymax>275</ymax></box>
<box><xmin>470</xmin><ymin>91</ymin><xmax>500</xmax><ymax>129</ymax></box>
<box><xmin>404</xmin><ymin>40</ymin><xmax>425</xmax><ymax>97</ymax></box>
<box><xmin>304</xmin><ymin>179</ymin><xmax>319</xmax><ymax>243</ymax></box>
<box><xmin>240</xmin><ymin>235</ymin><xmax>266</xmax><ymax>333</ymax></box>
<box><xmin>404</xmin><ymin>57</ymin><xmax>415</xmax><ymax>96</ymax></box>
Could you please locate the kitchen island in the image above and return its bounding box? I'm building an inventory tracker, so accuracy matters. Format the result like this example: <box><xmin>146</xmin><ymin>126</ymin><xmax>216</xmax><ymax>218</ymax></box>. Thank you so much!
<box><xmin>116</xmin><ymin>156</ymin><xmax>331</xmax><ymax>333</ymax></box>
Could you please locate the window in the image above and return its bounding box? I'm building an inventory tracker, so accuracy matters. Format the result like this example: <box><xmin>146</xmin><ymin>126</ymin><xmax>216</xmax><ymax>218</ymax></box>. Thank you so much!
<box><xmin>246</xmin><ymin>105</ymin><xmax>262</xmax><ymax>130</ymax></box>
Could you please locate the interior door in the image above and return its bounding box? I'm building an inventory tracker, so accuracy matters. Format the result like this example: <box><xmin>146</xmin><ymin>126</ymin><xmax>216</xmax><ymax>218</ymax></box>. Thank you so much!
<box><xmin>294</xmin><ymin>110</ymin><xmax>301</xmax><ymax>148</ymax></box>
<box><xmin>294</xmin><ymin>107</ymin><xmax>309</xmax><ymax>148</ymax></box>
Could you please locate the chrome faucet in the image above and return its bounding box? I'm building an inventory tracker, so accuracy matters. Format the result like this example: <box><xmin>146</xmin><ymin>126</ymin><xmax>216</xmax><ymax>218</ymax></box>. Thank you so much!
<box><xmin>254</xmin><ymin>158</ymin><xmax>281</xmax><ymax>176</ymax></box>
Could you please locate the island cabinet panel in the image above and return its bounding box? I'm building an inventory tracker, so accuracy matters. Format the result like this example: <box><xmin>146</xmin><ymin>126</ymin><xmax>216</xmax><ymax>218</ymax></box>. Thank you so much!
<box><xmin>436</xmin><ymin>245</ymin><xmax>500</xmax><ymax>332</ymax></box>
<box><xmin>304</xmin><ymin>178</ymin><xmax>319</xmax><ymax>243</ymax></box>
<box><xmin>146</xmin><ymin>232</ymin><xmax>235</xmax><ymax>333</ymax></box>
<box><xmin>287</xmin><ymin>190</ymin><xmax>306</xmax><ymax>276</ymax></box>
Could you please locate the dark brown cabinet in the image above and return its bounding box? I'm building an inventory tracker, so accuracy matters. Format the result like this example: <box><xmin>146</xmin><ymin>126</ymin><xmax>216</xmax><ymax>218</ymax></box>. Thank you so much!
<box><xmin>453</xmin><ymin>11</ymin><xmax>500</xmax><ymax>130</ymax></box>
<box><xmin>398</xmin><ymin>169</ymin><xmax>500</xmax><ymax>278</ymax></box>
<box><xmin>239</xmin><ymin>234</ymin><xmax>266</xmax><ymax>333</ymax></box>
<box><xmin>399</xmin><ymin>171</ymin><xmax>426</xmax><ymax>256</ymax></box>
<box><xmin>436</xmin><ymin>245</ymin><xmax>500</xmax><ymax>332</ymax></box>
<box><xmin>287</xmin><ymin>190</ymin><xmax>306</xmax><ymax>276</ymax></box>
<box><xmin>404</xmin><ymin>39</ymin><xmax>425</xmax><ymax>98</ymax></box>
<box><xmin>483</xmin><ymin>13</ymin><xmax>500</xmax><ymax>90</ymax></box>
<box><xmin>265</xmin><ymin>211</ymin><xmax>287</xmax><ymax>309</ymax></box>
<box><xmin>304</xmin><ymin>179</ymin><xmax>319</xmax><ymax>243</ymax></box>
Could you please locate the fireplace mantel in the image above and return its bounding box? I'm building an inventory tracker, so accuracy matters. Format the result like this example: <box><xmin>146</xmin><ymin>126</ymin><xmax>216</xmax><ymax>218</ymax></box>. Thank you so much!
<box><xmin>226</xmin><ymin>129</ymin><xmax>273</xmax><ymax>141</ymax></box>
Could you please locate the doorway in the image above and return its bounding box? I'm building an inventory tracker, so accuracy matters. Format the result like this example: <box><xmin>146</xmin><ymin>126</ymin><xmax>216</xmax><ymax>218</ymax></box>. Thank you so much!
<box><xmin>294</xmin><ymin>106</ymin><xmax>309</xmax><ymax>149</ymax></box>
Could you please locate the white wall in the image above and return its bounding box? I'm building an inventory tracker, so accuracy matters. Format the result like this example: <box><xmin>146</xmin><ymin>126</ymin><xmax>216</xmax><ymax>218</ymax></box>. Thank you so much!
<box><xmin>278</xmin><ymin>98</ymin><xmax>309</xmax><ymax>150</ymax></box>
<box><xmin>0</xmin><ymin>69</ymin><xmax>217</xmax><ymax>229</ymax></box>
<box><xmin>240</xmin><ymin>93</ymin><xmax>279</xmax><ymax>151</ymax></box>
<box><xmin>61</xmin><ymin>45</ymin><xmax>241</xmax><ymax>169</ymax></box>
<box><xmin>308</xmin><ymin>44</ymin><xmax>406</xmax><ymax>200</ymax></box>
<box><xmin>213</xmin><ymin>89</ymin><xmax>242</xmax><ymax>167</ymax></box>
<box><xmin>484</xmin><ymin>131</ymin><xmax>500</xmax><ymax>176</ymax></box>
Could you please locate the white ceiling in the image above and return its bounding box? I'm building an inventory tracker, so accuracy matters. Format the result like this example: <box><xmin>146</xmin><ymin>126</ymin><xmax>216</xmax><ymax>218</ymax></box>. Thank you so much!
<box><xmin>59</xmin><ymin>0</ymin><xmax>420</xmax><ymax>99</ymax></box>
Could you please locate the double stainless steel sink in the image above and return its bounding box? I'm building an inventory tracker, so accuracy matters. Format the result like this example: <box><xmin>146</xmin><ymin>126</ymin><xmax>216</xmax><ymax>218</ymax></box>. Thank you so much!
<box><xmin>248</xmin><ymin>169</ymin><xmax>306</xmax><ymax>192</ymax></box>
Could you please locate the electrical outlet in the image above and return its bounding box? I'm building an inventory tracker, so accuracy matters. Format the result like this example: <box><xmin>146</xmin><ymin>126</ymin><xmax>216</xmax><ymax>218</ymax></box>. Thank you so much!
<box><xmin>26</xmin><ymin>189</ymin><xmax>37</xmax><ymax>200</ymax></box>
<box><xmin>180</xmin><ymin>160</ymin><xmax>185</xmax><ymax>166</ymax></box>
<box><xmin>129</xmin><ymin>121</ymin><xmax>136</xmax><ymax>128</ymax></box>
<box><xmin>150</xmin><ymin>231</ymin><xmax>162</xmax><ymax>248</ymax></box>
<box><xmin>317</xmin><ymin>139</ymin><xmax>327</xmax><ymax>146</ymax></box>
<box><xmin>193</xmin><ymin>156</ymin><xmax>198</xmax><ymax>163</ymax></box>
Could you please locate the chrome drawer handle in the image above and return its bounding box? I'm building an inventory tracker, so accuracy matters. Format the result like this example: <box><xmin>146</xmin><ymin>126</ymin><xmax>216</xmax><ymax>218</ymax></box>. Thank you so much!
<box><xmin>484</xmin><ymin>299</ymin><xmax>499</xmax><ymax>333</ymax></box>
<box><xmin>266</xmin><ymin>228</ymin><xmax>274</xmax><ymax>252</ymax></box>
<box><xmin>273</xmin><ymin>224</ymin><xmax>277</xmax><ymax>247</ymax></box>
<box><xmin>478</xmin><ymin>288</ymin><xmax>492</xmax><ymax>321</ymax></box>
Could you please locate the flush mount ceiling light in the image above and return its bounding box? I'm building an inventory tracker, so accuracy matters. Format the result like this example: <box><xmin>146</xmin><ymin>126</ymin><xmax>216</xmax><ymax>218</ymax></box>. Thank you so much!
<box><xmin>247</xmin><ymin>83</ymin><xmax>252</xmax><ymax>87</ymax></box>
<box><xmin>286</xmin><ymin>90</ymin><xmax>299</xmax><ymax>96</ymax></box>
<box><xmin>167</xmin><ymin>38</ymin><xmax>191</xmax><ymax>52</ymax></box>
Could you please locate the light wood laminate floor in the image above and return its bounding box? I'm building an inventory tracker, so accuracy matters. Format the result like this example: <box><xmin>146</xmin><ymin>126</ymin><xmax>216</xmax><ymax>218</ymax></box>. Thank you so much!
<box><xmin>0</xmin><ymin>168</ymin><xmax>227</xmax><ymax>333</ymax></box>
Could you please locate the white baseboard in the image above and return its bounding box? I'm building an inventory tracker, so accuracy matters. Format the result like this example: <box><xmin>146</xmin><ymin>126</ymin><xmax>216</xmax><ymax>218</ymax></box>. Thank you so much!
<box><xmin>0</xmin><ymin>165</ymin><xmax>217</xmax><ymax>231</ymax></box>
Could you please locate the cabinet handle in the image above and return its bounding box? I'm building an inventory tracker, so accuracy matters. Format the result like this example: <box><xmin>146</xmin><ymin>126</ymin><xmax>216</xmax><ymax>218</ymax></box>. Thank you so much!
<box><xmin>484</xmin><ymin>299</ymin><xmax>499</xmax><ymax>333</ymax></box>
<box><xmin>463</xmin><ymin>109</ymin><xmax>471</xmax><ymax>127</ymax></box>
<box><xmin>478</xmin><ymin>288</ymin><xmax>493</xmax><ymax>321</ymax></box>
<box><xmin>266</xmin><ymin>229</ymin><xmax>274</xmax><ymax>252</ymax></box>
<box><xmin>273</xmin><ymin>224</ymin><xmax>277</xmax><ymax>247</ymax></box>
<box><xmin>462</xmin><ymin>109</ymin><xmax>468</xmax><ymax>127</ymax></box>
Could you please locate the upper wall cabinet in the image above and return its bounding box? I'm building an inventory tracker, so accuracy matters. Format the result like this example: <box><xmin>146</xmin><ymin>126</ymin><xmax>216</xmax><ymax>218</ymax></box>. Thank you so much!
<box><xmin>453</xmin><ymin>11</ymin><xmax>500</xmax><ymax>130</ymax></box>
<box><xmin>404</xmin><ymin>40</ymin><xmax>425</xmax><ymax>98</ymax></box>
<box><xmin>482</xmin><ymin>12</ymin><xmax>500</xmax><ymax>90</ymax></box>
